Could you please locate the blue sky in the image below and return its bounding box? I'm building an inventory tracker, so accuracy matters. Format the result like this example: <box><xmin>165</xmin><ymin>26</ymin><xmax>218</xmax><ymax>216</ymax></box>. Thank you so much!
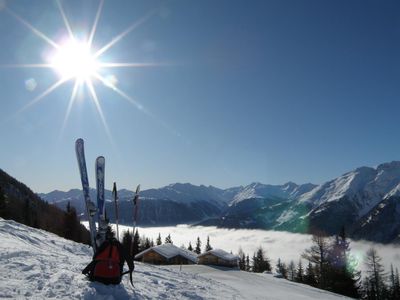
<box><xmin>0</xmin><ymin>0</ymin><xmax>399</xmax><ymax>193</ymax></box>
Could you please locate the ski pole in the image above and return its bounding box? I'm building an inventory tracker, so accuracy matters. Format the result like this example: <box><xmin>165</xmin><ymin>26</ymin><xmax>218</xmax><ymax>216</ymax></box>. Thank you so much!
<box><xmin>113</xmin><ymin>182</ymin><xmax>119</xmax><ymax>241</ymax></box>
<box><xmin>131</xmin><ymin>184</ymin><xmax>140</xmax><ymax>257</ymax></box>
<box><xmin>132</xmin><ymin>184</ymin><xmax>140</xmax><ymax>234</ymax></box>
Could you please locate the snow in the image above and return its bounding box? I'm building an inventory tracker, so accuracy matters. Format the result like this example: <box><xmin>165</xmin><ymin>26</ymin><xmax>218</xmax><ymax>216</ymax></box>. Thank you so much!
<box><xmin>276</xmin><ymin>209</ymin><xmax>296</xmax><ymax>225</ymax></box>
<box><xmin>166</xmin><ymin>265</ymin><xmax>351</xmax><ymax>300</ymax></box>
<box><xmin>298</xmin><ymin>162</ymin><xmax>400</xmax><ymax>217</ymax></box>
<box><xmin>0</xmin><ymin>218</ymin><xmax>352</xmax><ymax>299</ymax></box>
<box><xmin>385</xmin><ymin>182</ymin><xmax>400</xmax><ymax>198</ymax></box>
<box><xmin>198</xmin><ymin>249</ymin><xmax>239</xmax><ymax>262</ymax></box>
<box><xmin>230</xmin><ymin>182</ymin><xmax>317</xmax><ymax>206</ymax></box>
<box><xmin>231</xmin><ymin>183</ymin><xmax>264</xmax><ymax>204</ymax></box>
<box><xmin>135</xmin><ymin>243</ymin><xmax>198</xmax><ymax>263</ymax></box>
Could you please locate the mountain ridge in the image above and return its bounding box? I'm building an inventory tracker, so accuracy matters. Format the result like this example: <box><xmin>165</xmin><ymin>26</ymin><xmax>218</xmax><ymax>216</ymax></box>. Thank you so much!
<box><xmin>38</xmin><ymin>161</ymin><xmax>400</xmax><ymax>243</ymax></box>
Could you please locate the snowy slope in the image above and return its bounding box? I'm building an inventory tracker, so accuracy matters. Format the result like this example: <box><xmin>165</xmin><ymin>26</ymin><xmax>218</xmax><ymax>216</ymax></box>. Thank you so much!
<box><xmin>0</xmin><ymin>218</ymin><xmax>350</xmax><ymax>299</ymax></box>
<box><xmin>167</xmin><ymin>265</ymin><xmax>351</xmax><ymax>300</ymax></box>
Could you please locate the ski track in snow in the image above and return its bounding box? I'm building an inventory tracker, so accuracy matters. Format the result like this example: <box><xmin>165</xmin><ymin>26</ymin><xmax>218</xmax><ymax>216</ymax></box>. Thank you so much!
<box><xmin>0</xmin><ymin>218</ymin><xmax>350</xmax><ymax>299</ymax></box>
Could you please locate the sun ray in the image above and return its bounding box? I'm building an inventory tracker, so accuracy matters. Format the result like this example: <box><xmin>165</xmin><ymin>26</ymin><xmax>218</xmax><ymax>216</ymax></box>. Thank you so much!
<box><xmin>86</xmin><ymin>78</ymin><xmax>114</xmax><ymax>144</ymax></box>
<box><xmin>56</xmin><ymin>0</ymin><xmax>75</xmax><ymax>40</ymax></box>
<box><xmin>93</xmin><ymin>73</ymin><xmax>144</xmax><ymax>111</ymax></box>
<box><xmin>60</xmin><ymin>79</ymin><xmax>80</xmax><ymax>136</ymax></box>
<box><xmin>88</xmin><ymin>0</ymin><xmax>104</xmax><ymax>48</ymax></box>
<box><xmin>94</xmin><ymin>9</ymin><xmax>156</xmax><ymax>58</ymax></box>
<box><xmin>5</xmin><ymin>8</ymin><xmax>60</xmax><ymax>50</ymax></box>
<box><xmin>94</xmin><ymin>73</ymin><xmax>182</xmax><ymax>137</ymax></box>
<box><xmin>98</xmin><ymin>62</ymin><xmax>168</xmax><ymax>68</ymax></box>
<box><xmin>16</xmin><ymin>78</ymin><xmax>69</xmax><ymax>115</ymax></box>
<box><xmin>0</xmin><ymin>63</ymin><xmax>53</xmax><ymax>68</ymax></box>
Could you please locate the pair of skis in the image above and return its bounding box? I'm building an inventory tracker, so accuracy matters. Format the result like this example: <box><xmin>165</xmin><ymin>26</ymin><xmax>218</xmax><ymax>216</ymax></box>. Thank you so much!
<box><xmin>75</xmin><ymin>138</ymin><xmax>141</xmax><ymax>253</ymax></box>
<box><xmin>75</xmin><ymin>138</ymin><xmax>106</xmax><ymax>253</ymax></box>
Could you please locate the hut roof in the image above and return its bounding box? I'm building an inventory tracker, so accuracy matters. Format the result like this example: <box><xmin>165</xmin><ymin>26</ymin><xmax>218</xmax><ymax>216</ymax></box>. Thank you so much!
<box><xmin>198</xmin><ymin>249</ymin><xmax>239</xmax><ymax>261</ymax></box>
<box><xmin>135</xmin><ymin>243</ymin><xmax>198</xmax><ymax>263</ymax></box>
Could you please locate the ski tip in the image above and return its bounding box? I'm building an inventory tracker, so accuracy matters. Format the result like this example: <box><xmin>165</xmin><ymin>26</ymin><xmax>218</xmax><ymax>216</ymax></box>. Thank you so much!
<box><xmin>136</xmin><ymin>184</ymin><xmax>141</xmax><ymax>194</ymax></box>
<box><xmin>96</xmin><ymin>156</ymin><xmax>105</xmax><ymax>163</ymax></box>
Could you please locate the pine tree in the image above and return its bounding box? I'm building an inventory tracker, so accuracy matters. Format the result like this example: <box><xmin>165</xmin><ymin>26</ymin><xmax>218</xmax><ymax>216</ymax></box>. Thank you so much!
<box><xmin>245</xmin><ymin>255</ymin><xmax>250</xmax><ymax>272</ymax></box>
<box><xmin>238</xmin><ymin>248</ymin><xmax>245</xmax><ymax>271</ymax></box>
<box><xmin>165</xmin><ymin>234</ymin><xmax>173</xmax><ymax>244</ymax></box>
<box><xmin>144</xmin><ymin>237</ymin><xmax>151</xmax><ymax>249</ymax></box>
<box><xmin>195</xmin><ymin>237</ymin><xmax>201</xmax><ymax>254</ymax></box>
<box><xmin>302</xmin><ymin>232</ymin><xmax>329</xmax><ymax>289</ymax></box>
<box><xmin>288</xmin><ymin>260</ymin><xmax>296</xmax><ymax>281</ymax></box>
<box><xmin>395</xmin><ymin>268</ymin><xmax>400</xmax><ymax>299</ymax></box>
<box><xmin>252</xmin><ymin>247</ymin><xmax>271</xmax><ymax>273</ymax></box>
<box><xmin>188</xmin><ymin>241</ymin><xmax>193</xmax><ymax>252</ymax></box>
<box><xmin>240</xmin><ymin>253</ymin><xmax>246</xmax><ymax>271</ymax></box>
<box><xmin>327</xmin><ymin>227</ymin><xmax>360</xmax><ymax>298</ymax></box>
<box><xmin>0</xmin><ymin>186</ymin><xmax>7</xmax><ymax>218</ymax></box>
<box><xmin>205</xmin><ymin>236</ymin><xmax>212</xmax><ymax>252</ymax></box>
<box><xmin>64</xmin><ymin>201</ymin><xmax>79</xmax><ymax>242</ymax></box>
<box><xmin>23</xmin><ymin>197</ymin><xmax>32</xmax><ymax>226</ymax></box>
<box><xmin>304</xmin><ymin>262</ymin><xmax>317</xmax><ymax>286</ymax></box>
<box><xmin>295</xmin><ymin>260</ymin><xmax>304</xmax><ymax>283</ymax></box>
<box><xmin>363</xmin><ymin>248</ymin><xmax>387</xmax><ymax>300</ymax></box>
<box><xmin>276</xmin><ymin>258</ymin><xmax>288</xmax><ymax>279</ymax></box>
<box><xmin>156</xmin><ymin>233</ymin><xmax>162</xmax><ymax>245</ymax></box>
<box><xmin>389</xmin><ymin>264</ymin><xmax>400</xmax><ymax>300</ymax></box>
<box><xmin>132</xmin><ymin>229</ymin><xmax>140</xmax><ymax>256</ymax></box>
<box><xmin>251</xmin><ymin>253</ymin><xmax>258</xmax><ymax>272</ymax></box>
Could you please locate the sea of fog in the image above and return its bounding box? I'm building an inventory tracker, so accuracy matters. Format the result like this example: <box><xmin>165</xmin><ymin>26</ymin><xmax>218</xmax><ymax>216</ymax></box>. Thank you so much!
<box><xmin>85</xmin><ymin>222</ymin><xmax>400</xmax><ymax>273</ymax></box>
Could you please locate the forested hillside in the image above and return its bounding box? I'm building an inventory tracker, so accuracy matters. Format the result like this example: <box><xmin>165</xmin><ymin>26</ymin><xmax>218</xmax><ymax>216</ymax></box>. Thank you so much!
<box><xmin>0</xmin><ymin>169</ymin><xmax>89</xmax><ymax>244</ymax></box>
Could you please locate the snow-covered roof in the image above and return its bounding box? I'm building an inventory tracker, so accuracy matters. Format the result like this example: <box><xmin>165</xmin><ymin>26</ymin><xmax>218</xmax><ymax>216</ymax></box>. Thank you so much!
<box><xmin>135</xmin><ymin>243</ymin><xmax>198</xmax><ymax>263</ymax></box>
<box><xmin>198</xmin><ymin>249</ymin><xmax>239</xmax><ymax>261</ymax></box>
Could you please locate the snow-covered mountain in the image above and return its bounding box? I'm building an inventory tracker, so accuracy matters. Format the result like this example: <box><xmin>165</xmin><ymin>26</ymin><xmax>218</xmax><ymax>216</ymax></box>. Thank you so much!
<box><xmin>290</xmin><ymin>161</ymin><xmax>400</xmax><ymax>239</ymax></box>
<box><xmin>40</xmin><ymin>183</ymin><xmax>229</xmax><ymax>226</ymax></box>
<box><xmin>39</xmin><ymin>161</ymin><xmax>400</xmax><ymax>243</ymax></box>
<box><xmin>141</xmin><ymin>183</ymin><xmax>230</xmax><ymax>207</ymax></box>
<box><xmin>350</xmin><ymin>195</ymin><xmax>400</xmax><ymax>243</ymax></box>
<box><xmin>198</xmin><ymin>161</ymin><xmax>400</xmax><ymax>243</ymax></box>
<box><xmin>231</xmin><ymin>182</ymin><xmax>316</xmax><ymax>205</ymax></box>
<box><xmin>299</xmin><ymin>161</ymin><xmax>400</xmax><ymax>216</ymax></box>
<box><xmin>0</xmin><ymin>218</ymin><xmax>351</xmax><ymax>299</ymax></box>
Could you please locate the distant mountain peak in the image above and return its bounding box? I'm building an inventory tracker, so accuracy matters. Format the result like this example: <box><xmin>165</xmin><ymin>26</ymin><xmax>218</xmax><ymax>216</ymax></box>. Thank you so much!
<box><xmin>376</xmin><ymin>160</ymin><xmax>400</xmax><ymax>171</ymax></box>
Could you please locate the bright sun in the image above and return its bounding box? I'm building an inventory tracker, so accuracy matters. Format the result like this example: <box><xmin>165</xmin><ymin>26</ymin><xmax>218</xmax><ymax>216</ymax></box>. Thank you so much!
<box><xmin>50</xmin><ymin>39</ymin><xmax>99</xmax><ymax>81</ymax></box>
<box><xmin>5</xmin><ymin>0</ymin><xmax>168</xmax><ymax>143</ymax></box>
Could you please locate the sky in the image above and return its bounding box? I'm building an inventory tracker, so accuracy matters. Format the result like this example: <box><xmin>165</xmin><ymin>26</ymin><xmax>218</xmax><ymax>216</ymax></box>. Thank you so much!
<box><xmin>0</xmin><ymin>0</ymin><xmax>399</xmax><ymax>193</ymax></box>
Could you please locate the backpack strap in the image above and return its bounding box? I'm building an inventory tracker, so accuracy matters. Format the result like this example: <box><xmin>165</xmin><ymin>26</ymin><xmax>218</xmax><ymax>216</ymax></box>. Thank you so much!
<box><xmin>120</xmin><ymin>241</ymin><xmax>135</xmax><ymax>287</ymax></box>
<box><xmin>122</xmin><ymin>270</ymin><xmax>134</xmax><ymax>287</ymax></box>
<box><xmin>82</xmin><ymin>260</ymin><xmax>97</xmax><ymax>279</ymax></box>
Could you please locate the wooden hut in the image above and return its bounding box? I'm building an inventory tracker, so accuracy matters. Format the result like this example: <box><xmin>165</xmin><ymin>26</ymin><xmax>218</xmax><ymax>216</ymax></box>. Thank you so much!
<box><xmin>135</xmin><ymin>244</ymin><xmax>198</xmax><ymax>265</ymax></box>
<box><xmin>198</xmin><ymin>249</ymin><xmax>239</xmax><ymax>268</ymax></box>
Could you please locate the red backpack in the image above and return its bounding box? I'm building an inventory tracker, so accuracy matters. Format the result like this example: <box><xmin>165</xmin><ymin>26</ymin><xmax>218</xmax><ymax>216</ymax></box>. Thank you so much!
<box><xmin>83</xmin><ymin>239</ymin><xmax>134</xmax><ymax>285</ymax></box>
